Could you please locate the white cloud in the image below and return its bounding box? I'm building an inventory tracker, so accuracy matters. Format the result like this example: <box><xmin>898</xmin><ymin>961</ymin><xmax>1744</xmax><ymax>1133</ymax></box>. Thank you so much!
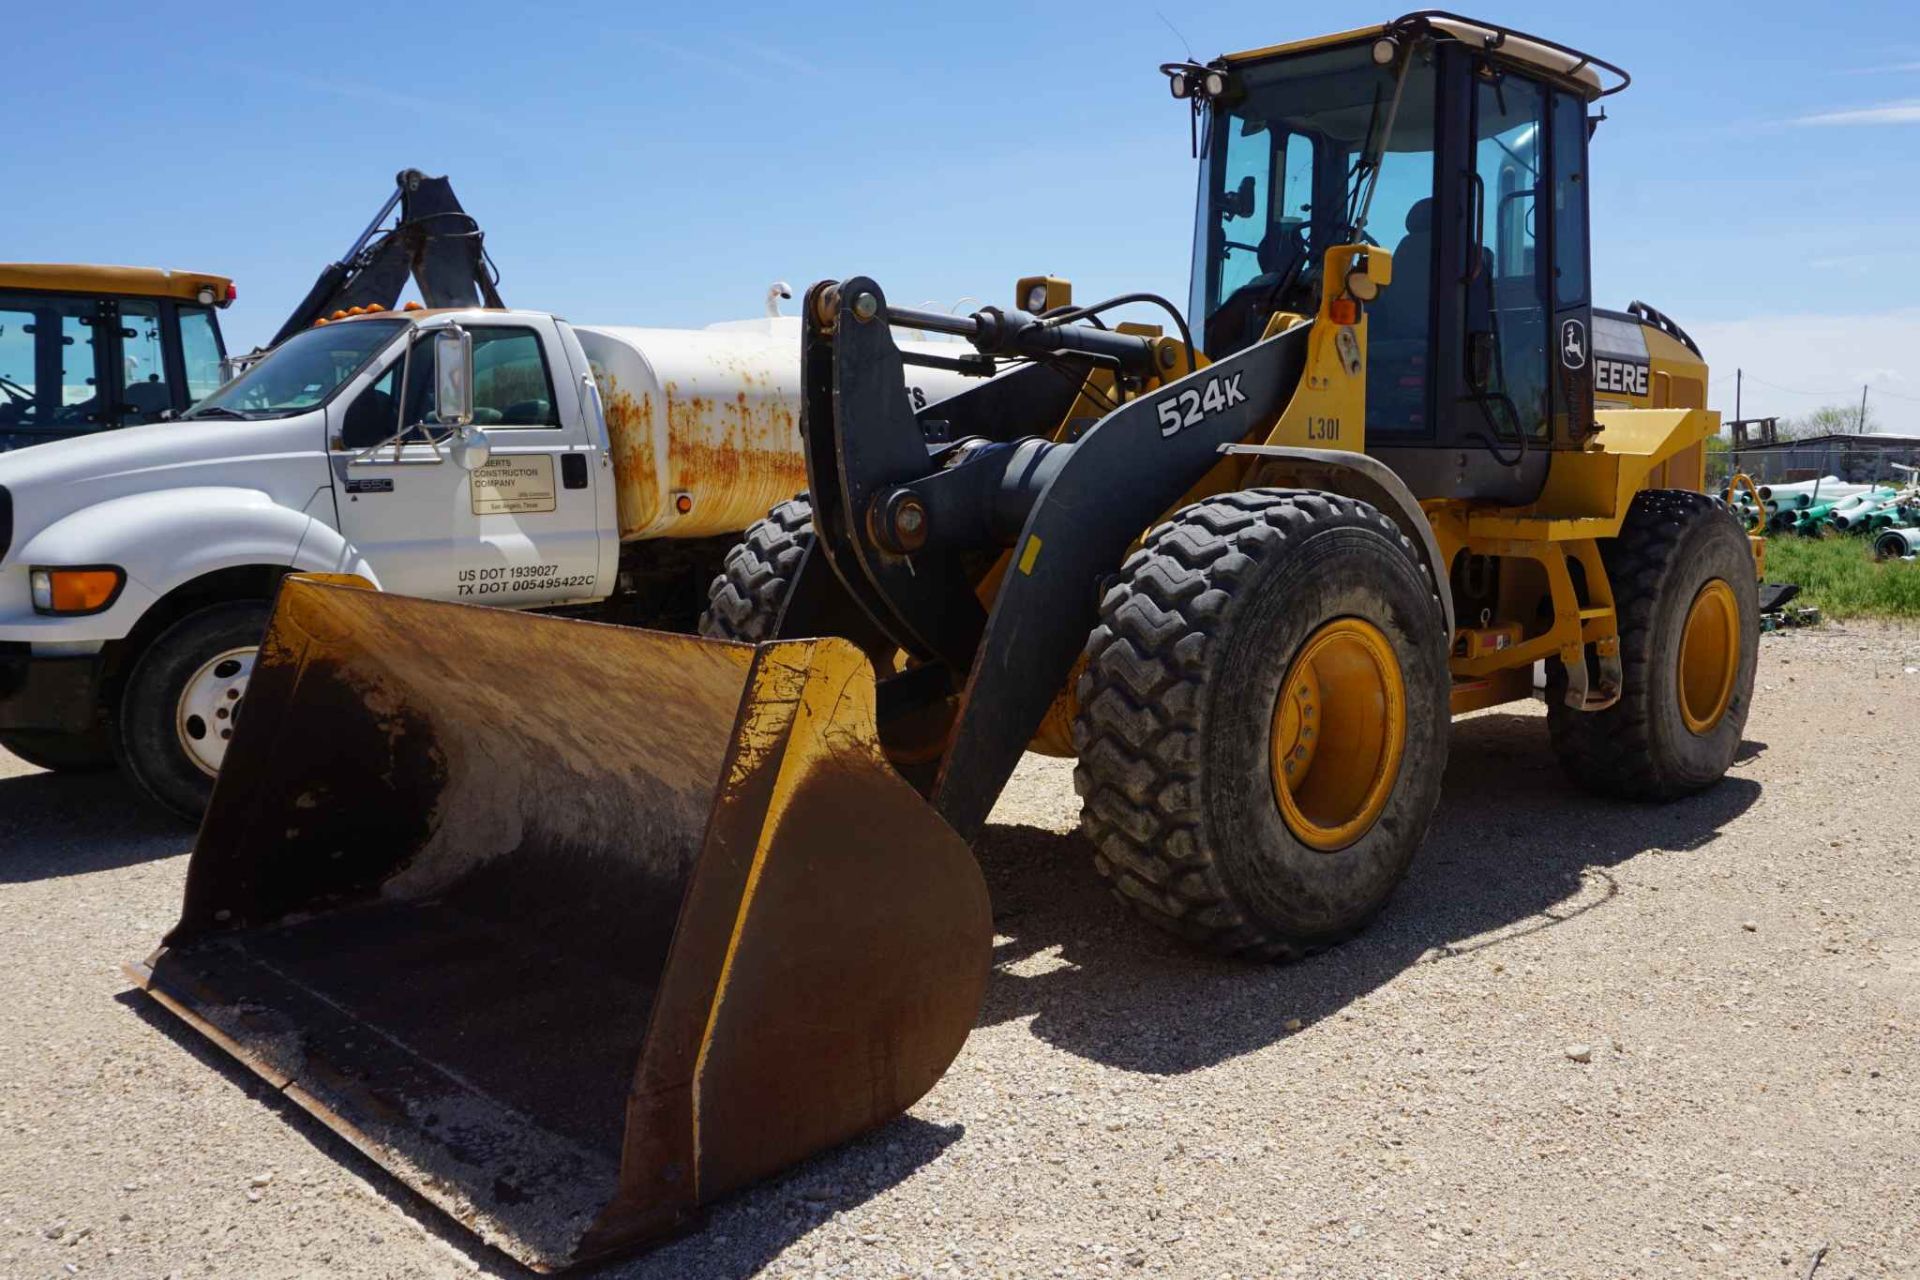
<box><xmin>1689</xmin><ymin>310</ymin><xmax>1920</xmax><ymax>432</ymax></box>
<box><xmin>1794</xmin><ymin>99</ymin><xmax>1920</xmax><ymax>125</ymax></box>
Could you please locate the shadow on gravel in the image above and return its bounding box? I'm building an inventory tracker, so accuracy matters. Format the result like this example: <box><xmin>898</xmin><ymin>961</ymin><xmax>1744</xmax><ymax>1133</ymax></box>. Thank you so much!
<box><xmin>117</xmin><ymin>986</ymin><xmax>964</xmax><ymax>1280</ymax></box>
<box><xmin>0</xmin><ymin>767</ymin><xmax>187</xmax><ymax>881</ymax></box>
<box><xmin>974</xmin><ymin>711</ymin><xmax>1765</xmax><ymax>1075</ymax></box>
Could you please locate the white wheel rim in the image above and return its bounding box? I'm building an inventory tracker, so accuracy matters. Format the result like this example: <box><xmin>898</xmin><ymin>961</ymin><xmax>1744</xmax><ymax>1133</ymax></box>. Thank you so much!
<box><xmin>174</xmin><ymin>645</ymin><xmax>257</xmax><ymax>777</ymax></box>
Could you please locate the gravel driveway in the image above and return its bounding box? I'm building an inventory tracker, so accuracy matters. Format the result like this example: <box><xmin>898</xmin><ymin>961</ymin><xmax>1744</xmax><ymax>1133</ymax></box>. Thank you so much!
<box><xmin>3</xmin><ymin>623</ymin><xmax>1916</xmax><ymax>1280</ymax></box>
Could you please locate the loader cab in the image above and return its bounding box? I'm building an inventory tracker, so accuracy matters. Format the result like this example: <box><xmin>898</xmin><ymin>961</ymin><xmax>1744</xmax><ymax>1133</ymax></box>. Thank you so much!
<box><xmin>1183</xmin><ymin>14</ymin><xmax>1625</xmax><ymax>504</ymax></box>
<box><xmin>0</xmin><ymin>264</ymin><xmax>234</xmax><ymax>452</ymax></box>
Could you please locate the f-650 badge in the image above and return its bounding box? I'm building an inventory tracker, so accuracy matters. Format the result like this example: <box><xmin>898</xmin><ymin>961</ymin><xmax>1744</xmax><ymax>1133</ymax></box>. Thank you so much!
<box><xmin>1157</xmin><ymin>373</ymin><xmax>1248</xmax><ymax>437</ymax></box>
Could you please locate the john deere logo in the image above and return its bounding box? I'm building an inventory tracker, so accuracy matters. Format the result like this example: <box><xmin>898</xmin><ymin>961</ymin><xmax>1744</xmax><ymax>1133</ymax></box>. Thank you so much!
<box><xmin>1561</xmin><ymin>318</ymin><xmax>1588</xmax><ymax>370</ymax></box>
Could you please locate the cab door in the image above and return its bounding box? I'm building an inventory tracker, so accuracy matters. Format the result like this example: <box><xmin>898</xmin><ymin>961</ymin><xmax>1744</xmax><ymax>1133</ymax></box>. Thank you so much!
<box><xmin>329</xmin><ymin>318</ymin><xmax>605</xmax><ymax>606</ymax></box>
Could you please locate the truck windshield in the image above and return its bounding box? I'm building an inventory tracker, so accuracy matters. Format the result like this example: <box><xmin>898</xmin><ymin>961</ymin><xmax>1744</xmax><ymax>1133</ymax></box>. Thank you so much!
<box><xmin>187</xmin><ymin>319</ymin><xmax>405</xmax><ymax>420</ymax></box>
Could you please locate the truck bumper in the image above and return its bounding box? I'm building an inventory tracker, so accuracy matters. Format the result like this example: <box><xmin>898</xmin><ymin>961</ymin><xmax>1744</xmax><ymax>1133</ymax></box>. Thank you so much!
<box><xmin>0</xmin><ymin>643</ymin><xmax>105</xmax><ymax>735</ymax></box>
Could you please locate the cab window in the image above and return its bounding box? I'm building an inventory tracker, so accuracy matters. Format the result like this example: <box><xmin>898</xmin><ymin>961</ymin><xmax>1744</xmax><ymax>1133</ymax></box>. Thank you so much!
<box><xmin>178</xmin><ymin>305</ymin><xmax>226</xmax><ymax>401</ymax></box>
<box><xmin>341</xmin><ymin>327</ymin><xmax>558</xmax><ymax>449</ymax></box>
<box><xmin>118</xmin><ymin>299</ymin><xmax>173</xmax><ymax>424</ymax></box>
<box><xmin>340</xmin><ymin>360</ymin><xmax>406</xmax><ymax>449</ymax></box>
<box><xmin>1198</xmin><ymin>123</ymin><xmax>1320</xmax><ymax>348</ymax></box>
<box><xmin>402</xmin><ymin>328</ymin><xmax>558</xmax><ymax>428</ymax></box>
<box><xmin>471</xmin><ymin>329</ymin><xmax>558</xmax><ymax>426</ymax></box>
<box><xmin>0</xmin><ymin>292</ymin><xmax>107</xmax><ymax>432</ymax></box>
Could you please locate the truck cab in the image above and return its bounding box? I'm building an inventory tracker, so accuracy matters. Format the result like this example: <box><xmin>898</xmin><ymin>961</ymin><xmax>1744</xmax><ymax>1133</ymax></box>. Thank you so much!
<box><xmin>0</xmin><ymin>305</ymin><xmax>614</xmax><ymax>816</ymax></box>
<box><xmin>0</xmin><ymin>264</ymin><xmax>235</xmax><ymax>452</ymax></box>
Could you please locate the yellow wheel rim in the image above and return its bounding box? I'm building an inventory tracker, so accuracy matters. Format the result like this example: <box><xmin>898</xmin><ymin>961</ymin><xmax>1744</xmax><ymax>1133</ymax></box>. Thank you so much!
<box><xmin>1269</xmin><ymin>618</ymin><xmax>1407</xmax><ymax>852</ymax></box>
<box><xmin>1678</xmin><ymin>578</ymin><xmax>1739</xmax><ymax>735</ymax></box>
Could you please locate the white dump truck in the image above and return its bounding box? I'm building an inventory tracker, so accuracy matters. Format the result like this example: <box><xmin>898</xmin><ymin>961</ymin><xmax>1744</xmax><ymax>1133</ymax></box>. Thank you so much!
<box><xmin>0</xmin><ymin>300</ymin><xmax>968</xmax><ymax>816</ymax></box>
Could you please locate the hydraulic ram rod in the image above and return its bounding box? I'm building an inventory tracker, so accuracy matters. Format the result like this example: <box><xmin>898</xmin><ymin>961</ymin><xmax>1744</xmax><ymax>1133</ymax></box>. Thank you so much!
<box><xmin>882</xmin><ymin>303</ymin><xmax>1160</xmax><ymax>373</ymax></box>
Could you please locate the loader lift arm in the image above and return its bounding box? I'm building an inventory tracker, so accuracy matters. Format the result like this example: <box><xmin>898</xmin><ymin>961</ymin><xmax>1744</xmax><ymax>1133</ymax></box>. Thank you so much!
<box><xmin>265</xmin><ymin>168</ymin><xmax>503</xmax><ymax>349</ymax></box>
<box><xmin>792</xmin><ymin>278</ymin><xmax>1315</xmax><ymax>838</ymax></box>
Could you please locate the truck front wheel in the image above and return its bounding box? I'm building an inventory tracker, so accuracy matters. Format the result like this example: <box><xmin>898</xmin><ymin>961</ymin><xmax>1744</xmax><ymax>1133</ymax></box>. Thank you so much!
<box><xmin>115</xmin><ymin>601</ymin><xmax>268</xmax><ymax>820</ymax></box>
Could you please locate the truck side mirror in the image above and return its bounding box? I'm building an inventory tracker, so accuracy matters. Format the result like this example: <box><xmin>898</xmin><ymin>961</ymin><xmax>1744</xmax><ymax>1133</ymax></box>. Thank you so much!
<box><xmin>433</xmin><ymin>327</ymin><xmax>474</xmax><ymax>427</ymax></box>
<box><xmin>448</xmin><ymin>422</ymin><xmax>492</xmax><ymax>471</ymax></box>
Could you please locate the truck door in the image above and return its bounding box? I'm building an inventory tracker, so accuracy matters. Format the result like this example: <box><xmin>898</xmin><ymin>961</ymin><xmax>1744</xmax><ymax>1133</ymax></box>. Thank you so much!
<box><xmin>329</xmin><ymin>319</ymin><xmax>604</xmax><ymax>606</ymax></box>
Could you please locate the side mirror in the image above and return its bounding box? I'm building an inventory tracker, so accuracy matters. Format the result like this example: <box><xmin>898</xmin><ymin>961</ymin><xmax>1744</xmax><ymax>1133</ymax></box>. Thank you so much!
<box><xmin>433</xmin><ymin>327</ymin><xmax>474</xmax><ymax>428</ymax></box>
<box><xmin>1227</xmin><ymin>175</ymin><xmax>1257</xmax><ymax>220</ymax></box>
<box><xmin>448</xmin><ymin>422</ymin><xmax>492</xmax><ymax>471</ymax></box>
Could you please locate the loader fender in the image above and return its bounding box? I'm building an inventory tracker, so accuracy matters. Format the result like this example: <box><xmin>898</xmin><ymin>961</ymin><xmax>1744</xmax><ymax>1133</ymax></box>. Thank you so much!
<box><xmin>128</xmin><ymin>576</ymin><xmax>990</xmax><ymax>1272</ymax></box>
<box><xmin>1221</xmin><ymin>443</ymin><xmax>1455</xmax><ymax>638</ymax></box>
<box><xmin>7</xmin><ymin>487</ymin><xmax>352</xmax><ymax>643</ymax></box>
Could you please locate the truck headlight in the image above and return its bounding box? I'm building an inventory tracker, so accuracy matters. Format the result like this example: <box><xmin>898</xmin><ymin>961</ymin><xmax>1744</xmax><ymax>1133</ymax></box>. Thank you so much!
<box><xmin>29</xmin><ymin>566</ymin><xmax>125</xmax><ymax>615</ymax></box>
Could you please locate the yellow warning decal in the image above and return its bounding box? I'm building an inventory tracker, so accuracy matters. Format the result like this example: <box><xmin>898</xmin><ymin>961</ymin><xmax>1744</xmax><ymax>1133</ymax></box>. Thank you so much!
<box><xmin>1017</xmin><ymin>535</ymin><xmax>1043</xmax><ymax>575</ymax></box>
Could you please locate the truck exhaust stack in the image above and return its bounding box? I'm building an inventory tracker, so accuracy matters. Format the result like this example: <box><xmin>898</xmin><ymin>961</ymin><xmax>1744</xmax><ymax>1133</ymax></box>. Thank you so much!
<box><xmin>126</xmin><ymin>576</ymin><xmax>990</xmax><ymax>1271</ymax></box>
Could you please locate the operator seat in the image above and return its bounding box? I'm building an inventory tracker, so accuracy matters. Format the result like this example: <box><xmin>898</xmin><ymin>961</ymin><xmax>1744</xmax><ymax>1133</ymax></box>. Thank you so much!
<box><xmin>1364</xmin><ymin>199</ymin><xmax>1436</xmax><ymax>433</ymax></box>
<box><xmin>1368</xmin><ymin>198</ymin><xmax>1434</xmax><ymax>343</ymax></box>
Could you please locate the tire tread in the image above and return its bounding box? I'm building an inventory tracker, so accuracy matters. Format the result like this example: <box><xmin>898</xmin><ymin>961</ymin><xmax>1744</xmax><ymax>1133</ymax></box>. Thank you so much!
<box><xmin>1072</xmin><ymin>489</ymin><xmax>1441</xmax><ymax>961</ymax></box>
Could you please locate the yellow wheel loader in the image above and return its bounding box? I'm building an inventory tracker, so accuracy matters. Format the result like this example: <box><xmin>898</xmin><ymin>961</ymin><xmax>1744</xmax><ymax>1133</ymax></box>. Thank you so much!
<box><xmin>128</xmin><ymin>12</ymin><xmax>1759</xmax><ymax>1271</ymax></box>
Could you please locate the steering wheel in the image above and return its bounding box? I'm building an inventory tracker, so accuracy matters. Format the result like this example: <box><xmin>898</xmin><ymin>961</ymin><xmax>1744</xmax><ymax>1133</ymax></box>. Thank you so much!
<box><xmin>1255</xmin><ymin>223</ymin><xmax>1314</xmax><ymax>310</ymax></box>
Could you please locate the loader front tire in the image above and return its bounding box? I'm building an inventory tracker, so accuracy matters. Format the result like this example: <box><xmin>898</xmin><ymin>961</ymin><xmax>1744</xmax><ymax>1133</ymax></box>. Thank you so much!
<box><xmin>1073</xmin><ymin>490</ymin><xmax>1449</xmax><ymax>961</ymax></box>
<box><xmin>116</xmin><ymin>601</ymin><xmax>268</xmax><ymax>821</ymax></box>
<box><xmin>700</xmin><ymin>498</ymin><xmax>813</xmax><ymax>641</ymax></box>
<box><xmin>1548</xmin><ymin>490</ymin><xmax>1758</xmax><ymax>800</ymax></box>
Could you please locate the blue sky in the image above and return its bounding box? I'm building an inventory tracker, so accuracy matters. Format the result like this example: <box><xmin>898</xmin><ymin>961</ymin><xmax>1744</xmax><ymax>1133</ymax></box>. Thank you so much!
<box><xmin>8</xmin><ymin>1</ymin><xmax>1918</xmax><ymax>429</ymax></box>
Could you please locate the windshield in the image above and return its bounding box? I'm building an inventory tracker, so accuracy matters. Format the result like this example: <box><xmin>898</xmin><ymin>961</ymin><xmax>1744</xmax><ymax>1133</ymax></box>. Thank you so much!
<box><xmin>188</xmin><ymin>319</ymin><xmax>405</xmax><ymax>419</ymax></box>
<box><xmin>1192</xmin><ymin>42</ymin><xmax>1438</xmax><ymax>359</ymax></box>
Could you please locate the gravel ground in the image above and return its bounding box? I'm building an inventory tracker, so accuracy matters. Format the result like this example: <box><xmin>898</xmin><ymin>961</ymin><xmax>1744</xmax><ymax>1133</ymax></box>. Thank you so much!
<box><xmin>2</xmin><ymin>622</ymin><xmax>1916</xmax><ymax>1280</ymax></box>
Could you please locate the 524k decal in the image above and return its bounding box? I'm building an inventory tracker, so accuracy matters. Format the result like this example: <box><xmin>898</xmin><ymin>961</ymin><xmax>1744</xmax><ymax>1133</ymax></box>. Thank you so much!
<box><xmin>1156</xmin><ymin>373</ymin><xmax>1247</xmax><ymax>438</ymax></box>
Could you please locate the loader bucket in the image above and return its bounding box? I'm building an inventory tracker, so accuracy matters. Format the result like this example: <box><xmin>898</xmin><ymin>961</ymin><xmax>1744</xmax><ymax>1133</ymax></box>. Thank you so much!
<box><xmin>125</xmin><ymin>576</ymin><xmax>990</xmax><ymax>1272</ymax></box>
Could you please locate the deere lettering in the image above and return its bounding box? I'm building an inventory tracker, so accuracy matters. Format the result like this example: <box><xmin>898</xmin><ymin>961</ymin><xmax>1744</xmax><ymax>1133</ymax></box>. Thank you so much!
<box><xmin>1594</xmin><ymin>356</ymin><xmax>1651</xmax><ymax>398</ymax></box>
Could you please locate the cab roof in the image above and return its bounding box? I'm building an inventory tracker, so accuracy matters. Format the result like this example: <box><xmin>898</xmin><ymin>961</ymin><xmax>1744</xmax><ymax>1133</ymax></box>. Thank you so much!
<box><xmin>0</xmin><ymin>263</ymin><xmax>236</xmax><ymax>303</ymax></box>
<box><xmin>1220</xmin><ymin>11</ymin><xmax>1628</xmax><ymax>102</ymax></box>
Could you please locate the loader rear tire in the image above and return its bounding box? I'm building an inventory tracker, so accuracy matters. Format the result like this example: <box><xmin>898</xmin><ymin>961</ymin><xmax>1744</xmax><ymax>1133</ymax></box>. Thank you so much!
<box><xmin>700</xmin><ymin>498</ymin><xmax>813</xmax><ymax>641</ymax></box>
<box><xmin>1547</xmin><ymin>490</ymin><xmax>1758</xmax><ymax>800</ymax></box>
<box><xmin>1072</xmin><ymin>490</ymin><xmax>1449</xmax><ymax>961</ymax></box>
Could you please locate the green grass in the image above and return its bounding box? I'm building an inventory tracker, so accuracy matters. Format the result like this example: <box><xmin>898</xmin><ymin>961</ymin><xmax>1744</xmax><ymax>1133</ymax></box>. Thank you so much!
<box><xmin>1762</xmin><ymin>533</ymin><xmax>1920</xmax><ymax>619</ymax></box>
